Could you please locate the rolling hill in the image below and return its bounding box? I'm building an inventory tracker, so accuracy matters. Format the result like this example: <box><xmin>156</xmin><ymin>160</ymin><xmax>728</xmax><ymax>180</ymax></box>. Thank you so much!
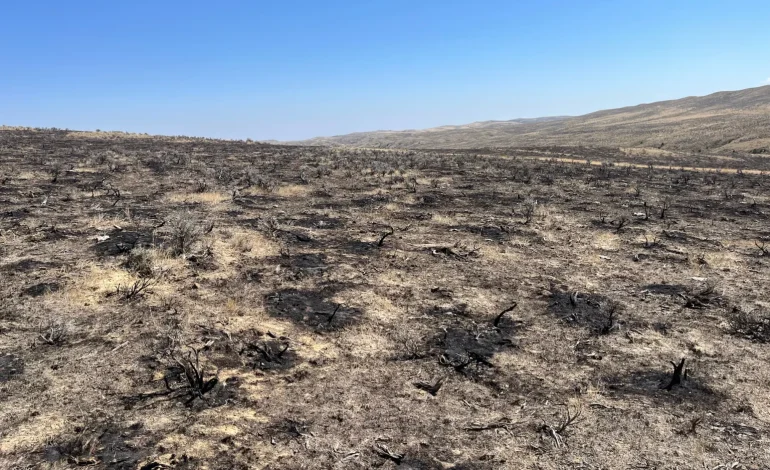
<box><xmin>290</xmin><ymin>85</ymin><xmax>770</xmax><ymax>153</ymax></box>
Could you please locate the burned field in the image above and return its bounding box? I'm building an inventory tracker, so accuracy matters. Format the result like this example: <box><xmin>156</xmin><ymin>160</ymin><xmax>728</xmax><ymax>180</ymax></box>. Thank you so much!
<box><xmin>1</xmin><ymin>129</ymin><xmax>769</xmax><ymax>469</ymax></box>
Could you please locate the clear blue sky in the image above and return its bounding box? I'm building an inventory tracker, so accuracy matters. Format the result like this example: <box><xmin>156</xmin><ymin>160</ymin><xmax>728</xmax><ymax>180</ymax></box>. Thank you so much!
<box><xmin>2</xmin><ymin>1</ymin><xmax>769</xmax><ymax>140</ymax></box>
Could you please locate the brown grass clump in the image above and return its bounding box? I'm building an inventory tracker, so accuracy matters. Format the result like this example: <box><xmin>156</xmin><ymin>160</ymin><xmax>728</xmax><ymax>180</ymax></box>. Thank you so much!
<box><xmin>164</xmin><ymin>191</ymin><xmax>230</xmax><ymax>204</ymax></box>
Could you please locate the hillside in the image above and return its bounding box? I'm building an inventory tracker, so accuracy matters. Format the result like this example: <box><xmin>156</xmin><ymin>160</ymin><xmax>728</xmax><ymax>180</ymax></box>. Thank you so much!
<box><xmin>292</xmin><ymin>85</ymin><xmax>770</xmax><ymax>153</ymax></box>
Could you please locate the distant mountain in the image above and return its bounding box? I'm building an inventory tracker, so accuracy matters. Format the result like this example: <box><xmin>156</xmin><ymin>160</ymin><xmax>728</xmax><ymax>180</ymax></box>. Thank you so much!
<box><xmin>288</xmin><ymin>86</ymin><xmax>770</xmax><ymax>153</ymax></box>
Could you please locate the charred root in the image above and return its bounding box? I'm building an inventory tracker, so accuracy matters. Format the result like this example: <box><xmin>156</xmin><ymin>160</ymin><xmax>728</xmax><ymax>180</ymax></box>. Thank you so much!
<box><xmin>377</xmin><ymin>226</ymin><xmax>395</xmax><ymax>247</ymax></box>
<box><xmin>664</xmin><ymin>358</ymin><xmax>686</xmax><ymax>391</ymax></box>
<box><xmin>493</xmin><ymin>302</ymin><xmax>518</xmax><ymax>327</ymax></box>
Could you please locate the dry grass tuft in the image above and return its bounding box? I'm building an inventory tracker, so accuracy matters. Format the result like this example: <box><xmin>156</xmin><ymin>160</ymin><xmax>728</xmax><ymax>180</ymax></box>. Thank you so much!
<box><xmin>275</xmin><ymin>184</ymin><xmax>311</xmax><ymax>198</ymax></box>
<box><xmin>164</xmin><ymin>191</ymin><xmax>230</xmax><ymax>204</ymax></box>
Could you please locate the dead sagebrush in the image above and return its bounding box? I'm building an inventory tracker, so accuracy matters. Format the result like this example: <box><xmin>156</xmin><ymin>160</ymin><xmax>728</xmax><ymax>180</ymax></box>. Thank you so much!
<box><xmin>173</xmin><ymin>347</ymin><xmax>219</xmax><ymax>405</ymax></box>
<box><xmin>540</xmin><ymin>402</ymin><xmax>583</xmax><ymax>448</ymax></box>
<box><xmin>389</xmin><ymin>329</ymin><xmax>429</xmax><ymax>361</ymax></box>
<box><xmin>168</xmin><ymin>212</ymin><xmax>214</xmax><ymax>255</ymax></box>
<box><xmin>125</xmin><ymin>246</ymin><xmax>157</xmax><ymax>277</ymax></box>
<box><xmin>615</xmin><ymin>215</ymin><xmax>630</xmax><ymax>233</ymax></box>
<box><xmin>643</xmin><ymin>233</ymin><xmax>662</xmax><ymax>249</ymax></box>
<box><xmin>756</xmin><ymin>240</ymin><xmax>769</xmax><ymax>257</ymax></box>
<box><xmin>131</xmin><ymin>346</ymin><xmax>219</xmax><ymax>407</ymax></box>
<box><xmin>261</xmin><ymin>216</ymin><xmax>281</xmax><ymax>238</ymax></box>
<box><xmin>38</xmin><ymin>318</ymin><xmax>71</xmax><ymax>346</ymax></box>
<box><xmin>115</xmin><ymin>277</ymin><xmax>155</xmax><ymax>301</ymax></box>
<box><xmin>520</xmin><ymin>198</ymin><xmax>537</xmax><ymax>224</ymax></box>
<box><xmin>194</xmin><ymin>179</ymin><xmax>209</xmax><ymax>193</ymax></box>
<box><xmin>50</xmin><ymin>422</ymin><xmax>100</xmax><ymax>465</ymax></box>
<box><xmin>659</xmin><ymin>197</ymin><xmax>672</xmax><ymax>219</ymax></box>
<box><xmin>151</xmin><ymin>346</ymin><xmax>220</xmax><ymax>406</ymax></box>
<box><xmin>729</xmin><ymin>307</ymin><xmax>770</xmax><ymax>343</ymax></box>
<box><xmin>680</xmin><ymin>281</ymin><xmax>722</xmax><ymax>309</ymax></box>
<box><xmin>599</xmin><ymin>300</ymin><xmax>622</xmax><ymax>334</ymax></box>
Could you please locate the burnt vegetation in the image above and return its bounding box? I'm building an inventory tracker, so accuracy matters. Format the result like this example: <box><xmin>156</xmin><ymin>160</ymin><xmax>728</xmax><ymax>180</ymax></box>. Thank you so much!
<box><xmin>0</xmin><ymin>128</ymin><xmax>769</xmax><ymax>468</ymax></box>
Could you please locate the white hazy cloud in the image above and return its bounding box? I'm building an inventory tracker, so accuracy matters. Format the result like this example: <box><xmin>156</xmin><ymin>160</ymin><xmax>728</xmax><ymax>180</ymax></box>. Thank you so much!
<box><xmin>766</xmin><ymin>77</ymin><xmax>770</xmax><ymax>84</ymax></box>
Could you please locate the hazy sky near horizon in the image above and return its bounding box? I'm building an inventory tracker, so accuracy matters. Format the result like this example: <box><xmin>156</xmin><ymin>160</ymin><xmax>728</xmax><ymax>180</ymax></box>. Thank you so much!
<box><xmin>2</xmin><ymin>1</ymin><xmax>769</xmax><ymax>140</ymax></box>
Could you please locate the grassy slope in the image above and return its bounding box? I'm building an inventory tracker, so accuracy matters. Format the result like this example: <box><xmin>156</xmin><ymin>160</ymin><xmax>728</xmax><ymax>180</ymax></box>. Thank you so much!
<box><xmin>293</xmin><ymin>85</ymin><xmax>770</xmax><ymax>153</ymax></box>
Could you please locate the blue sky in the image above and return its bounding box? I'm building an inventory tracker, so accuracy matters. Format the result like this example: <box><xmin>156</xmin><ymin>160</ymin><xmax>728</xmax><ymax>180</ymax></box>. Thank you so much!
<box><xmin>2</xmin><ymin>1</ymin><xmax>769</xmax><ymax>140</ymax></box>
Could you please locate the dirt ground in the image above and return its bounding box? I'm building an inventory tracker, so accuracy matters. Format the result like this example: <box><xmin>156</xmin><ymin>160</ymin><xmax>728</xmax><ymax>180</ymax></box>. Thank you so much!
<box><xmin>1</xmin><ymin>128</ymin><xmax>769</xmax><ymax>469</ymax></box>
